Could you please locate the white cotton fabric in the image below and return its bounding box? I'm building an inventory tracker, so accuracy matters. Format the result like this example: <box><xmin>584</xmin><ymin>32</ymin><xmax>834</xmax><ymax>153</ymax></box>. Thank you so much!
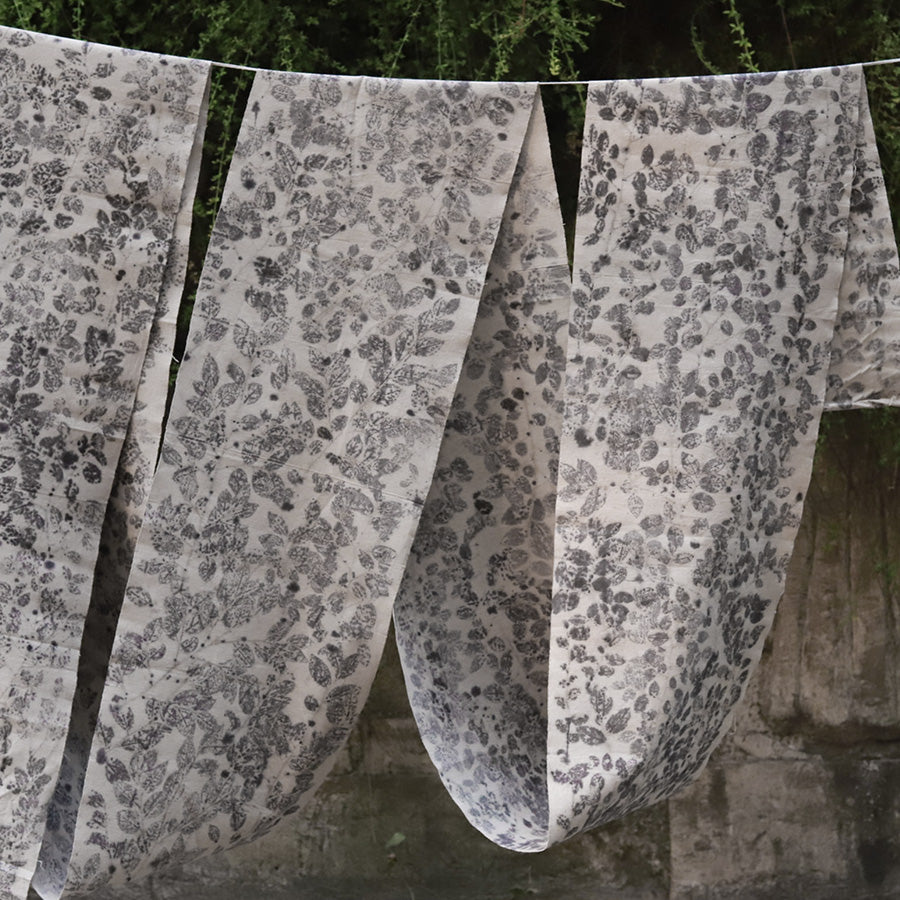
<box><xmin>0</xmin><ymin>39</ymin><xmax>893</xmax><ymax>895</ymax></box>
<box><xmin>395</xmin><ymin>66</ymin><xmax>900</xmax><ymax>851</ymax></box>
<box><xmin>34</xmin><ymin>70</ymin><xmax>210</xmax><ymax>900</ymax></box>
<box><xmin>0</xmin><ymin>26</ymin><xmax>210</xmax><ymax>900</ymax></box>
<box><xmin>824</xmin><ymin>79</ymin><xmax>900</xmax><ymax>408</ymax></box>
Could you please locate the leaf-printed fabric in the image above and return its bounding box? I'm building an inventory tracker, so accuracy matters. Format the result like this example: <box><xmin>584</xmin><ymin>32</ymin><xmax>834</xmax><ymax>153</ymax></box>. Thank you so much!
<box><xmin>395</xmin><ymin>66</ymin><xmax>900</xmax><ymax>852</ymax></box>
<box><xmin>823</xmin><ymin>78</ymin><xmax>900</xmax><ymax>409</ymax></box>
<box><xmin>552</xmin><ymin>66</ymin><xmax>877</xmax><ymax>841</ymax></box>
<box><xmin>43</xmin><ymin>72</ymin><xmax>539</xmax><ymax>896</ymax></box>
<box><xmin>0</xmin><ymin>40</ymin><xmax>897</xmax><ymax>895</ymax></box>
<box><xmin>34</xmin><ymin>70</ymin><xmax>210</xmax><ymax>900</ymax></box>
<box><xmin>0</xmin><ymin>26</ymin><xmax>209</xmax><ymax>900</ymax></box>
<box><xmin>394</xmin><ymin>92</ymin><xmax>571</xmax><ymax>850</ymax></box>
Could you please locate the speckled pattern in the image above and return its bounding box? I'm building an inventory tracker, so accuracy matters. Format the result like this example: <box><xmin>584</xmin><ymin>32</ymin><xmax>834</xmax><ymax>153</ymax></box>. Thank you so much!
<box><xmin>44</xmin><ymin>72</ymin><xmax>539</xmax><ymax>896</ymax></box>
<box><xmin>394</xmin><ymin>92</ymin><xmax>569</xmax><ymax>849</ymax></box>
<box><xmin>0</xmin><ymin>40</ymin><xmax>896</xmax><ymax>897</ymax></box>
<box><xmin>0</xmin><ymin>26</ymin><xmax>209</xmax><ymax>899</ymax></box>
<box><xmin>395</xmin><ymin>67</ymin><xmax>900</xmax><ymax>851</ymax></box>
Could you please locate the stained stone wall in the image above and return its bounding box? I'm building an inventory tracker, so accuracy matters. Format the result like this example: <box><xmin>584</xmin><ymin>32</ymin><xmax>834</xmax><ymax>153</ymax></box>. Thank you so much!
<box><xmin>62</xmin><ymin>412</ymin><xmax>900</xmax><ymax>900</ymax></box>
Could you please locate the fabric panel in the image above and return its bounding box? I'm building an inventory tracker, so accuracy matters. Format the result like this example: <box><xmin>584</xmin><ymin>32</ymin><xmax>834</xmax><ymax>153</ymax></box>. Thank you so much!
<box><xmin>55</xmin><ymin>73</ymin><xmax>538</xmax><ymax>894</ymax></box>
<box><xmin>549</xmin><ymin>67</ymin><xmax>868</xmax><ymax>842</ymax></box>
<box><xmin>394</xmin><ymin>91</ymin><xmax>570</xmax><ymax>851</ymax></box>
<box><xmin>0</xmin><ymin>26</ymin><xmax>210</xmax><ymax>899</ymax></box>
<box><xmin>824</xmin><ymin>73</ymin><xmax>900</xmax><ymax>409</ymax></box>
<box><xmin>34</xmin><ymin>73</ymin><xmax>211</xmax><ymax>900</ymax></box>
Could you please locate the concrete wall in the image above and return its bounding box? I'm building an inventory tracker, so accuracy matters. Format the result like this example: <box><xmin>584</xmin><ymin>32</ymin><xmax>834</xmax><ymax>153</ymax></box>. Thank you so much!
<box><xmin>72</xmin><ymin>413</ymin><xmax>900</xmax><ymax>900</ymax></box>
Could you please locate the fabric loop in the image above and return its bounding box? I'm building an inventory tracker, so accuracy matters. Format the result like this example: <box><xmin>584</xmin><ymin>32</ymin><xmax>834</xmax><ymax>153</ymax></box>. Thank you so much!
<box><xmin>395</xmin><ymin>66</ymin><xmax>900</xmax><ymax>852</ymax></box>
<box><xmin>46</xmin><ymin>70</ymin><xmax>540</xmax><ymax>896</ymax></box>
<box><xmin>0</xmin><ymin>25</ymin><xmax>896</xmax><ymax>899</ymax></box>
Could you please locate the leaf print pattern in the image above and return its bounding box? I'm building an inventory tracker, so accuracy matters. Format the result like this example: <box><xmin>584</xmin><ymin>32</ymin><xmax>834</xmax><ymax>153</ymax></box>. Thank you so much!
<box><xmin>553</xmin><ymin>67</ymin><xmax>879</xmax><ymax>841</ymax></box>
<box><xmin>48</xmin><ymin>72</ymin><xmax>538</xmax><ymax>895</ymax></box>
<box><xmin>34</xmin><ymin>77</ymin><xmax>209</xmax><ymax>900</ymax></box>
<box><xmin>394</xmin><ymin>94</ymin><xmax>571</xmax><ymax>851</ymax></box>
<box><xmin>395</xmin><ymin>66</ymin><xmax>900</xmax><ymax>854</ymax></box>
<box><xmin>823</xmin><ymin>81</ymin><xmax>900</xmax><ymax>409</ymax></box>
<box><xmin>0</xmin><ymin>26</ymin><xmax>209</xmax><ymax>900</ymax></box>
<box><xmin>0</xmin><ymin>34</ymin><xmax>897</xmax><ymax>895</ymax></box>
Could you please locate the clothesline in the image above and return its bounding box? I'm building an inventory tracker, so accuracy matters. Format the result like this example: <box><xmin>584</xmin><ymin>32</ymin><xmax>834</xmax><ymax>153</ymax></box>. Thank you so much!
<box><xmin>201</xmin><ymin>55</ymin><xmax>900</xmax><ymax>78</ymax></box>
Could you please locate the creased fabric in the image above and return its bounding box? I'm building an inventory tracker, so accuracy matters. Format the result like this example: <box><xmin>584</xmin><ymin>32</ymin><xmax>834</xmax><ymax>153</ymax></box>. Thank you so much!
<box><xmin>394</xmin><ymin>66</ymin><xmax>900</xmax><ymax>851</ymax></box>
<box><xmin>394</xmin><ymin>91</ymin><xmax>570</xmax><ymax>849</ymax></box>
<box><xmin>0</xmin><ymin>26</ymin><xmax>210</xmax><ymax>899</ymax></box>
<box><xmin>44</xmin><ymin>72</ymin><xmax>540</xmax><ymax>896</ymax></box>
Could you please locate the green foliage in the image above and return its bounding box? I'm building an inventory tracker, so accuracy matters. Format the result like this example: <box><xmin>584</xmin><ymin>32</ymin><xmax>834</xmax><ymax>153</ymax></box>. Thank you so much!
<box><xmin>690</xmin><ymin>18</ymin><xmax>724</xmax><ymax>75</ymax></box>
<box><xmin>720</xmin><ymin>0</ymin><xmax>759</xmax><ymax>71</ymax></box>
<box><xmin>0</xmin><ymin>0</ymin><xmax>616</xmax><ymax>83</ymax></box>
<box><xmin>468</xmin><ymin>0</ymin><xmax>608</xmax><ymax>82</ymax></box>
<box><xmin>384</xmin><ymin>831</ymin><xmax>406</xmax><ymax>850</ymax></box>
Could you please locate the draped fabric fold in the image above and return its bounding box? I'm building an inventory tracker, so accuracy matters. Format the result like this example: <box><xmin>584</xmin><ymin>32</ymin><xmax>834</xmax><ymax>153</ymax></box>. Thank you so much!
<box><xmin>394</xmin><ymin>91</ymin><xmax>570</xmax><ymax>850</ymax></box>
<box><xmin>824</xmin><ymin>77</ymin><xmax>900</xmax><ymax>408</ymax></box>
<box><xmin>0</xmin><ymin>26</ymin><xmax>210</xmax><ymax>899</ymax></box>
<box><xmin>0</xmin><ymin>32</ymin><xmax>897</xmax><ymax>895</ymax></box>
<box><xmin>42</xmin><ymin>72</ymin><xmax>541</xmax><ymax>896</ymax></box>
<box><xmin>394</xmin><ymin>66</ymin><xmax>900</xmax><ymax>852</ymax></box>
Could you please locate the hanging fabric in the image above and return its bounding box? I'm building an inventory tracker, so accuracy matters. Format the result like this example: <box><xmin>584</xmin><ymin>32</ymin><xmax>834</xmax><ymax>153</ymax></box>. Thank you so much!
<box><xmin>0</xmin><ymin>26</ymin><xmax>210</xmax><ymax>899</ymax></box>
<box><xmin>0</xmin><ymin>25</ymin><xmax>894</xmax><ymax>894</ymax></box>
<box><xmin>394</xmin><ymin>92</ymin><xmax>570</xmax><ymax>849</ymax></box>
<box><xmin>824</xmin><ymin>79</ymin><xmax>900</xmax><ymax>408</ymax></box>
<box><xmin>38</xmin><ymin>70</ymin><xmax>541</xmax><ymax>895</ymax></box>
<box><xmin>394</xmin><ymin>66</ymin><xmax>900</xmax><ymax>851</ymax></box>
<box><xmin>34</xmin><ymin>60</ymin><xmax>209</xmax><ymax>898</ymax></box>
